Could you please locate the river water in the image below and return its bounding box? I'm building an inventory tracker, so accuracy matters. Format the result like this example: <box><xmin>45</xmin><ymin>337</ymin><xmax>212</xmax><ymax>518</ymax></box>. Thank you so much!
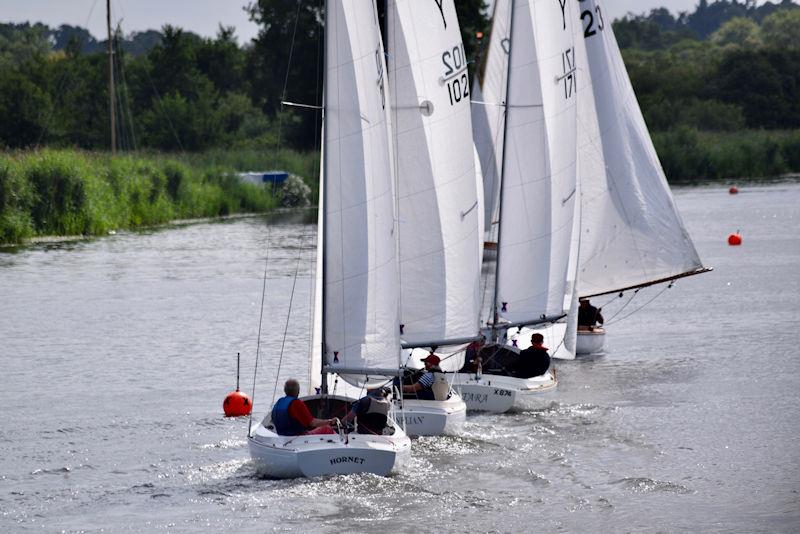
<box><xmin>1</xmin><ymin>182</ymin><xmax>799</xmax><ymax>533</ymax></box>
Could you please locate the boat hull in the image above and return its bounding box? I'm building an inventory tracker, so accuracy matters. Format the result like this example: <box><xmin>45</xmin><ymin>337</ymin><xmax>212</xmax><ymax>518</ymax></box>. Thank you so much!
<box><xmin>393</xmin><ymin>395</ymin><xmax>467</xmax><ymax>437</ymax></box>
<box><xmin>576</xmin><ymin>328</ymin><xmax>605</xmax><ymax>355</ymax></box>
<box><xmin>452</xmin><ymin>371</ymin><xmax>557</xmax><ymax>413</ymax></box>
<box><xmin>248</xmin><ymin>426</ymin><xmax>411</xmax><ymax>478</ymax></box>
<box><xmin>248</xmin><ymin>394</ymin><xmax>411</xmax><ymax>478</ymax></box>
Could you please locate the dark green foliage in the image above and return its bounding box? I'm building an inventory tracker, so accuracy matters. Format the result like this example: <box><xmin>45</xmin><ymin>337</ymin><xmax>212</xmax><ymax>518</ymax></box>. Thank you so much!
<box><xmin>654</xmin><ymin>129</ymin><xmax>800</xmax><ymax>182</ymax></box>
<box><xmin>714</xmin><ymin>49</ymin><xmax>800</xmax><ymax>129</ymax></box>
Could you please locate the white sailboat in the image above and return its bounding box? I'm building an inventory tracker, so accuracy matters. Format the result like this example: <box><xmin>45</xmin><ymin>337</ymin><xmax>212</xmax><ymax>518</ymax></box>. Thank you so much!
<box><xmin>248</xmin><ymin>0</ymin><xmax>411</xmax><ymax>478</ymax></box>
<box><xmin>454</xmin><ymin>0</ymin><xmax>582</xmax><ymax>411</ymax></box>
<box><xmin>384</xmin><ymin>0</ymin><xmax>480</xmax><ymax>436</ymax></box>
<box><xmin>572</xmin><ymin>0</ymin><xmax>710</xmax><ymax>354</ymax></box>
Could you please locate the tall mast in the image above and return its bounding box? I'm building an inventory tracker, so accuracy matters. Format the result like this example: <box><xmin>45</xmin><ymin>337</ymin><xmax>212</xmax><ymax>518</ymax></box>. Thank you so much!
<box><xmin>106</xmin><ymin>0</ymin><xmax>116</xmax><ymax>155</ymax></box>
<box><xmin>490</xmin><ymin>0</ymin><xmax>515</xmax><ymax>342</ymax></box>
<box><xmin>320</xmin><ymin>0</ymin><xmax>330</xmax><ymax>394</ymax></box>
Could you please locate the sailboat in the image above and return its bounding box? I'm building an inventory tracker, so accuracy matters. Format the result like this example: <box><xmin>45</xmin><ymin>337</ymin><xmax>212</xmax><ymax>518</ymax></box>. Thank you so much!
<box><xmin>453</xmin><ymin>0</ymin><xmax>582</xmax><ymax>411</ymax></box>
<box><xmin>248</xmin><ymin>0</ymin><xmax>411</xmax><ymax>478</ymax></box>
<box><xmin>571</xmin><ymin>0</ymin><xmax>710</xmax><ymax>354</ymax></box>
<box><xmin>382</xmin><ymin>0</ymin><xmax>478</xmax><ymax>436</ymax></box>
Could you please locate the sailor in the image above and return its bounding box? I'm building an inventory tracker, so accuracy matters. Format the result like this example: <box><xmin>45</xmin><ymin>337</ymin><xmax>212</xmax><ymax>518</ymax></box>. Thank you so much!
<box><xmin>577</xmin><ymin>298</ymin><xmax>604</xmax><ymax>330</ymax></box>
<box><xmin>402</xmin><ymin>353</ymin><xmax>449</xmax><ymax>401</ymax></box>
<box><xmin>462</xmin><ymin>335</ymin><xmax>485</xmax><ymax>373</ymax></box>
<box><xmin>271</xmin><ymin>379</ymin><xmax>336</xmax><ymax>435</ymax></box>
<box><xmin>514</xmin><ymin>333</ymin><xmax>551</xmax><ymax>378</ymax></box>
<box><xmin>342</xmin><ymin>387</ymin><xmax>390</xmax><ymax>435</ymax></box>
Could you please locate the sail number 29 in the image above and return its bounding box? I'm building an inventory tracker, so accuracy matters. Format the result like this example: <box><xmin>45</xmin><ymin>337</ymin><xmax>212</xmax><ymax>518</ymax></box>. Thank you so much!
<box><xmin>442</xmin><ymin>43</ymin><xmax>469</xmax><ymax>106</ymax></box>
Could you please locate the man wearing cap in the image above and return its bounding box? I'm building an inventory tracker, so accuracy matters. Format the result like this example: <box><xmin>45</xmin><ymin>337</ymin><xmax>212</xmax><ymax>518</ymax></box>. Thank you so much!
<box><xmin>402</xmin><ymin>353</ymin><xmax>445</xmax><ymax>401</ymax></box>
<box><xmin>341</xmin><ymin>388</ymin><xmax>390</xmax><ymax>435</ymax></box>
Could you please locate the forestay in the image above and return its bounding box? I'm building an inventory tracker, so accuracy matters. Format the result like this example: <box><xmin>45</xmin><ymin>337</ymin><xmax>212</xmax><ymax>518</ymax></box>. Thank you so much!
<box><xmin>576</xmin><ymin>0</ymin><xmax>705</xmax><ymax>298</ymax></box>
<box><xmin>387</xmin><ymin>0</ymin><xmax>481</xmax><ymax>363</ymax></box>
<box><xmin>471</xmin><ymin>0</ymin><xmax>511</xmax><ymax>239</ymax></box>
<box><xmin>323</xmin><ymin>0</ymin><xmax>400</xmax><ymax>384</ymax></box>
<box><xmin>495</xmin><ymin>0</ymin><xmax>580</xmax><ymax>325</ymax></box>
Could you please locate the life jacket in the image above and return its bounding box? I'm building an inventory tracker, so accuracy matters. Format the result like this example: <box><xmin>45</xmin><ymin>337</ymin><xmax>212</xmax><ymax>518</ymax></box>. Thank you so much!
<box><xmin>356</xmin><ymin>397</ymin><xmax>389</xmax><ymax>434</ymax></box>
<box><xmin>431</xmin><ymin>371</ymin><xmax>450</xmax><ymax>401</ymax></box>
<box><xmin>271</xmin><ymin>396</ymin><xmax>307</xmax><ymax>436</ymax></box>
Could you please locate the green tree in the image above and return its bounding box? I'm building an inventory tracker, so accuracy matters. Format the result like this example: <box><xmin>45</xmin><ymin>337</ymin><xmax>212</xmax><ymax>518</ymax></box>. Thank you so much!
<box><xmin>761</xmin><ymin>9</ymin><xmax>800</xmax><ymax>49</ymax></box>
<box><xmin>711</xmin><ymin>16</ymin><xmax>762</xmax><ymax>47</ymax></box>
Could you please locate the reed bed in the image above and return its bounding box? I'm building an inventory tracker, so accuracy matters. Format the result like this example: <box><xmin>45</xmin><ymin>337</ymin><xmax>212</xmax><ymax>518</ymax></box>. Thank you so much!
<box><xmin>0</xmin><ymin>149</ymin><xmax>316</xmax><ymax>245</ymax></box>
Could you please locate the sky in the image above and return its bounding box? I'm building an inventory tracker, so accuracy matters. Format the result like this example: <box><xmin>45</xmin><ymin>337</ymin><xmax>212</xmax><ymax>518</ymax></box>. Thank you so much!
<box><xmin>0</xmin><ymin>1</ymin><xmax>774</xmax><ymax>43</ymax></box>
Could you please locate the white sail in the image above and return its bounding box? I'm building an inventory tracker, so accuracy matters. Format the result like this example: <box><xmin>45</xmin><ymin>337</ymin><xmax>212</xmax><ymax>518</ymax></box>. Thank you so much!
<box><xmin>471</xmin><ymin>0</ymin><xmax>511</xmax><ymax>239</ymax></box>
<box><xmin>387</xmin><ymin>0</ymin><xmax>481</xmax><ymax>358</ymax></box>
<box><xmin>323</xmin><ymin>0</ymin><xmax>400</xmax><ymax>379</ymax></box>
<box><xmin>495</xmin><ymin>0</ymin><xmax>580</xmax><ymax>325</ymax></box>
<box><xmin>576</xmin><ymin>0</ymin><xmax>705</xmax><ymax>298</ymax></box>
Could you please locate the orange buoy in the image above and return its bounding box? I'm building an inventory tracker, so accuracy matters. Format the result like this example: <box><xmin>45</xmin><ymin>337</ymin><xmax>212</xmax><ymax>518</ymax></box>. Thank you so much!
<box><xmin>729</xmin><ymin>186</ymin><xmax>738</xmax><ymax>194</ymax></box>
<box><xmin>476</xmin><ymin>31</ymin><xmax>484</xmax><ymax>39</ymax></box>
<box><xmin>728</xmin><ymin>233</ymin><xmax>742</xmax><ymax>246</ymax></box>
<box><xmin>223</xmin><ymin>390</ymin><xmax>252</xmax><ymax>417</ymax></box>
<box><xmin>223</xmin><ymin>352</ymin><xmax>252</xmax><ymax>417</ymax></box>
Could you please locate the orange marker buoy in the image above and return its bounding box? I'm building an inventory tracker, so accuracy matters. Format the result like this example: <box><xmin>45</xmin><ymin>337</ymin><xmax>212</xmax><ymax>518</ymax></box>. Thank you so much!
<box><xmin>728</xmin><ymin>233</ymin><xmax>742</xmax><ymax>246</ymax></box>
<box><xmin>224</xmin><ymin>390</ymin><xmax>252</xmax><ymax>417</ymax></box>
<box><xmin>729</xmin><ymin>186</ymin><xmax>738</xmax><ymax>194</ymax></box>
<box><xmin>476</xmin><ymin>31</ymin><xmax>484</xmax><ymax>39</ymax></box>
<box><xmin>223</xmin><ymin>352</ymin><xmax>252</xmax><ymax>417</ymax></box>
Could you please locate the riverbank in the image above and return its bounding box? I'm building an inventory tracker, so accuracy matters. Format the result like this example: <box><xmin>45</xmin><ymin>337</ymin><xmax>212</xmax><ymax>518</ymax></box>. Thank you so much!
<box><xmin>0</xmin><ymin>149</ymin><xmax>318</xmax><ymax>245</ymax></box>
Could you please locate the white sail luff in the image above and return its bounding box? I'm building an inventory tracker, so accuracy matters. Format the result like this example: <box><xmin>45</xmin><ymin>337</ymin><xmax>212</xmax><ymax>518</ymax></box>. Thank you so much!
<box><xmin>388</xmin><ymin>0</ymin><xmax>481</xmax><ymax>360</ymax></box>
<box><xmin>576</xmin><ymin>0</ymin><xmax>704</xmax><ymax>298</ymax></box>
<box><xmin>472</xmin><ymin>0</ymin><xmax>511</xmax><ymax>240</ymax></box>
<box><xmin>324</xmin><ymin>0</ymin><xmax>400</xmax><ymax>378</ymax></box>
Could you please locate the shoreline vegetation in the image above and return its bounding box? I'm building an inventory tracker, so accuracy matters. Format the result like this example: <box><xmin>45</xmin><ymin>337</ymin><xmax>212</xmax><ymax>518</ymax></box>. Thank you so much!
<box><xmin>2</xmin><ymin>129</ymin><xmax>800</xmax><ymax>246</ymax></box>
<box><xmin>0</xmin><ymin>148</ymin><xmax>318</xmax><ymax>245</ymax></box>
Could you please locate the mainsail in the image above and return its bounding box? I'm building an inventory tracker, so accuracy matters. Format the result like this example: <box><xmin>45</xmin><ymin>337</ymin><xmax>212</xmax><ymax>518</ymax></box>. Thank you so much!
<box><xmin>576</xmin><ymin>0</ymin><xmax>707</xmax><ymax>298</ymax></box>
<box><xmin>387</xmin><ymin>0</ymin><xmax>482</xmax><ymax>365</ymax></box>
<box><xmin>323</xmin><ymin>0</ymin><xmax>400</xmax><ymax>384</ymax></box>
<box><xmin>494</xmin><ymin>0</ymin><xmax>580</xmax><ymax>326</ymax></box>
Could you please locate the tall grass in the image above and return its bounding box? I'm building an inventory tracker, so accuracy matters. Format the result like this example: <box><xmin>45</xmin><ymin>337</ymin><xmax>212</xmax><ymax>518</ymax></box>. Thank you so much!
<box><xmin>0</xmin><ymin>148</ymin><xmax>318</xmax><ymax>245</ymax></box>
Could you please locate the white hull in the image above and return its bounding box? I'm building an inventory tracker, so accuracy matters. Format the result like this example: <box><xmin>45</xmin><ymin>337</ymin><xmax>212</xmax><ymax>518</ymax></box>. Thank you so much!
<box><xmin>248</xmin><ymin>395</ymin><xmax>411</xmax><ymax>478</ymax></box>
<box><xmin>453</xmin><ymin>371</ymin><xmax>557</xmax><ymax>413</ymax></box>
<box><xmin>393</xmin><ymin>395</ymin><xmax>467</xmax><ymax>437</ymax></box>
<box><xmin>576</xmin><ymin>328</ymin><xmax>605</xmax><ymax>355</ymax></box>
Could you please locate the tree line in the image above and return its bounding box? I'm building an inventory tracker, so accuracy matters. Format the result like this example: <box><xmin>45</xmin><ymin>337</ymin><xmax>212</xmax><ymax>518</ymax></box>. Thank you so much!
<box><xmin>0</xmin><ymin>0</ymin><xmax>799</xmax><ymax>160</ymax></box>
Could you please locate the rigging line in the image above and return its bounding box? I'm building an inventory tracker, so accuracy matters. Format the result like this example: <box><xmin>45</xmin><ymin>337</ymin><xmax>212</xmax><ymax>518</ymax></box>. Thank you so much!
<box><xmin>34</xmin><ymin>0</ymin><xmax>102</xmax><ymax>147</ymax></box>
<box><xmin>132</xmin><ymin>43</ymin><xmax>184</xmax><ymax>151</ymax></box>
<box><xmin>605</xmin><ymin>283</ymin><xmax>673</xmax><ymax>327</ymax></box>
<box><xmin>271</xmin><ymin>0</ymin><xmax>304</xmax><ymax>175</ymax></box>
<box><xmin>600</xmin><ymin>289</ymin><xmax>638</xmax><ymax>323</ymax></box>
<box><xmin>247</xmin><ymin>226</ymin><xmax>272</xmax><ymax>437</ymax></box>
<box><xmin>270</xmin><ymin>229</ymin><xmax>310</xmax><ymax>411</ymax></box>
<box><xmin>114</xmin><ymin>33</ymin><xmax>138</xmax><ymax>152</ymax></box>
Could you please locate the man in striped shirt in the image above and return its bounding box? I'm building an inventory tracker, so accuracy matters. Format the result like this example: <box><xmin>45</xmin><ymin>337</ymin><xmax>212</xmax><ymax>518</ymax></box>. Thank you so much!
<box><xmin>402</xmin><ymin>353</ymin><xmax>442</xmax><ymax>400</ymax></box>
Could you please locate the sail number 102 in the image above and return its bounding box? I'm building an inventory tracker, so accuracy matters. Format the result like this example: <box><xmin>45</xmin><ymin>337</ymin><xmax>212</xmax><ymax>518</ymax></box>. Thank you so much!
<box><xmin>442</xmin><ymin>43</ymin><xmax>469</xmax><ymax>106</ymax></box>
